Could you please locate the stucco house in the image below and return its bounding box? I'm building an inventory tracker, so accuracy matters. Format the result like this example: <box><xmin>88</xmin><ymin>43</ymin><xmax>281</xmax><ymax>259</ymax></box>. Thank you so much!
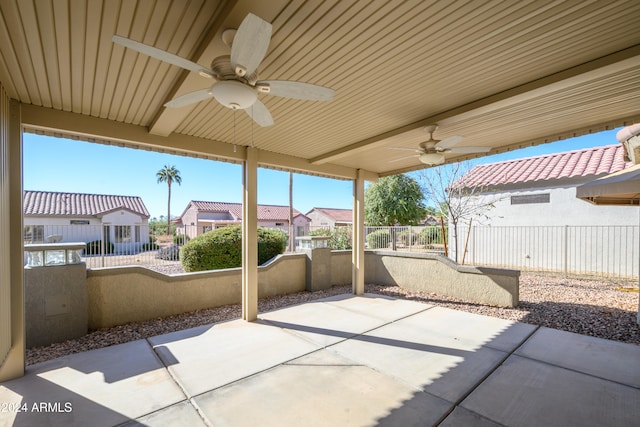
<box><xmin>175</xmin><ymin>200</ymin><xmax>310</xmax><ymax>240</ymax></box>
<box><xmin>453</xmin><ymin>144</ymin><xmax>636</xmax><ymax>227</ymax></box>
<box><xmin>450</xmin><ymin>144</ymin><xmax>639</xmax><ymax>274</ymax></box>
<box><xmin>23</xmin><ymin>190</ymin><xmax>150</xmax><ymax>253</ymax></box>
<box><xmin>306</xmin><ymin>207</ymin><xmax>353</xmax><ymax>229</ymax></box>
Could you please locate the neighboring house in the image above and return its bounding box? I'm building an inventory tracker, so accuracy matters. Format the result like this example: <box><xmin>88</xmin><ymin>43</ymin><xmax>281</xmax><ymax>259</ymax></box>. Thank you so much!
<box><xmin>450</xmin><ymin>144</ymin><xmax>639</xmax><ymax>275</ymax></box>
<box><xmin>175</xmin><ymin>200</ymin><xmax>310</xmax><ymax>239</ymax></box>
<box><xmin>421</xmin><ymin>215</ymin><xmax>441</xmax><ymax>226</ymax></box>
<box><xmin>306</xmin><ymin>207</ymin><xmax>353</xmax><ymax>228</ymax></box>
<box><xmin>453</xmin><ymin>144</ymin><xmax>637</xmax><ymax>227</ymax></box>
<box><xmin>23</xmin><ymin>190</ymin><xmax>151</xmax><ymax>253</ymax></box>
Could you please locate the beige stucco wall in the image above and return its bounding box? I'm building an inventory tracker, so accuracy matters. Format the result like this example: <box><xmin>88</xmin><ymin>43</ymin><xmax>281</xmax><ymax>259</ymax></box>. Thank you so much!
<box><xmin>369</xmin><ymin>251</ymin><xmax>519</xmax><ymax>307</ymax></box>
<box><xmin>331</xmin><ymin>250</ymin><xmax>519</xmax><ymax>307</ymax></box>
<box><xmin>86</xmin><ymin>249</ymin><xmax>519</xmax><ymax>330</ymax></box>
<box><xmin>87</xmin><ymin>253</ymin><xmax>306</xmax><ymax>329</ymax></box>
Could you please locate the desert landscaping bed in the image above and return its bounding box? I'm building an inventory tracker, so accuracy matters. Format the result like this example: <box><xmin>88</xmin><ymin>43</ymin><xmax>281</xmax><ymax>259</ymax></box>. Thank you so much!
<box><xmin>26</xmin><ymin>272</ymin><xmax>639</xmax><ymax>365</ymax></box>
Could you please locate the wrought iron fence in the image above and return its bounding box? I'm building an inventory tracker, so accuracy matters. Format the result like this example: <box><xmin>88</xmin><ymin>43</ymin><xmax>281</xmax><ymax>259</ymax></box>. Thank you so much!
<box><xmin>24</xmin><ymin>223</ymin><xmax>639</xmax><ymax>279</ymax></box>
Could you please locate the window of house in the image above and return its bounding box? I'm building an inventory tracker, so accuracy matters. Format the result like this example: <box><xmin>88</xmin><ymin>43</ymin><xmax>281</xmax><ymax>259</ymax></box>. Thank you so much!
<box><xmin>114</xmin><ymin>225</ymin><xmax>131</xmax><ymax>243</ymax></box>
<box><xmin>135</xmin><ymin>225</ymin><xmax>141</xmax><ymax>243</ymax></box>
<box><xmin>510</xmin><ymin>193</ymin><xmax>550</xmax><ymax>205</ymax></box>
<box><xmin>275</xmin><ymin>222</ymin><xmax>284</xmax><ymax>226</ymax></box>
<box><xmin>296</xmin><ymin>226</ymin><xmax>306</xmax><ymax>236</ymax></box>
<box><xmin>24</xmin><ymin>225</ymin><xmax>44</xmax><ymax>243</ymax></box>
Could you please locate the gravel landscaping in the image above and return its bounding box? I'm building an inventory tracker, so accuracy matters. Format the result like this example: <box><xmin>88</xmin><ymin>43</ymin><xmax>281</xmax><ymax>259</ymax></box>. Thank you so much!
<box><xmin>26</xmin><ymin>272</ymin><xmax>639</xmax><ymax>366</ymax></box>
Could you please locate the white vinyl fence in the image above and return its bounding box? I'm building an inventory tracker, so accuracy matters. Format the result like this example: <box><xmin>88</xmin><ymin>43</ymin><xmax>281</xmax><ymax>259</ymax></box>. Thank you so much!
<box><xmin>453</xmin><ymin>225</ymin><xmax>639</xmax><ymax>279</ymax></box>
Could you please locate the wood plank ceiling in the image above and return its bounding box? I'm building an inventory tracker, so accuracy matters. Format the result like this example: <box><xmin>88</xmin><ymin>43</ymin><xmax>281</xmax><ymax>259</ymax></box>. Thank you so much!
<box><xmin>0</xmin><ymin>0</ymin><xmax>639</xmax><ymax>177</ymax></box>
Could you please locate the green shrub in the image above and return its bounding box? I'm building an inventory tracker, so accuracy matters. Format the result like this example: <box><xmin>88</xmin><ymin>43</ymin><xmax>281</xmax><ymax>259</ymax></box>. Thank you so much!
<box><xmin>310</xmin><ymin>227</ymin><xmax>352</xmax><ymax>250</ymax></box>
<box><xmin>310</xmin><ymin>228</ymin><xmax>331</xmax><ymax>237</ymax></box>
<box><xmin>180</xmin><ymin>225</ymin><xmax>287</xmax><ymax>272</ymax></box>
<box><xmin>367</xmin><ymin>229</ymin><xmax>390</xmax><ymax>249</ymax></box>
<box><xmin>173</xmin><ymin>234</ymin><xmax>190</xmax><ymax>245</ymax></box>
<box><xmin>257</xmin><ymin>228</ymin><xmax>287</xmax><ymax>265</ymax></box>
<box><xmin>142</xmin><ymin>242</ymin><xmax>160</xmax><ymax>251</ymax></box>
<box><xmin>418</xmin><ymin>227</ymin><xmax>444</xmax><ymax>245</ymax></box>
<box><xmin>85</xmin><ymin>239</ymin><xmax>114</xmax><ymax>255</ymax></box>
<box><xmin>398</xmin><ymin>229</ymin><xmax>418</xmax><ymax>246</ymax></box>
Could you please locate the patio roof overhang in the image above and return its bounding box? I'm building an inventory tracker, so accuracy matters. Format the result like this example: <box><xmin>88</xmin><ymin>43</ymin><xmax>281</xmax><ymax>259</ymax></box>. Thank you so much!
<box><xmin>576</xmin><ymin>164</ymin><xmax>640</xmax><ymax>206</ymax></box>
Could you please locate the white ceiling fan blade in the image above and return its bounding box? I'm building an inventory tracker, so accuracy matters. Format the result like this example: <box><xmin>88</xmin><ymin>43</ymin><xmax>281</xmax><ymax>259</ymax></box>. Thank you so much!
<box><xmin>164</xmin><ymin>88</ymin><xmax>213</xmax><ymax>108</ymax></box>
<box><xmin>447</xmin><ymin>146</ymin><xmax>492</xmax><ymax>154</ymax></box>
<box><xmin>230</xmin><ymin>13</ymin><xmax>272</xmax><ymax>77</ymax></box>
<box><xmin>244</xmin><ymin>100</ymin><xmax>274</xmax><ymax>127</ymax></box>
<box><xmin>257</xmin><ymin>80</ymin><xmax>334</xmax><ymax>101</ymax></box>
<box><xmin>112</xmin><ymin>35</ymin><xmax>215</xmax><ymax>78</ymax></box>
<box><xmin>435</xmin><ymin>135</ymin><xmax>464</xmax><ymax>149</ymax></box>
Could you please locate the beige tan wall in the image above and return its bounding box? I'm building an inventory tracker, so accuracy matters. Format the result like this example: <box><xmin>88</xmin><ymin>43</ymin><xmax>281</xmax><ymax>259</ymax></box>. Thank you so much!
<box><xmin>331</xmin><ymin>251</ymin><xmax>519</xmax><ymax>307</ymax></box>
<box><xmin>376</xmin><ymin>251</ymin><xmax>517</xmax><ymax>307</ymax></box>
<box><xmin>87</xmin><ymin>253</ymin><xmax>306</xmax><ymax>329</ymax></box>
<box><xmin>86</xmin><ymin>250</ymin><xmax>519</xmax><ymax>330</ymax></box>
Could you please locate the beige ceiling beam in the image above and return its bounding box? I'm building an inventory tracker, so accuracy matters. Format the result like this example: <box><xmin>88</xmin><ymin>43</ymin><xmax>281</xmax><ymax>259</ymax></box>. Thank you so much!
<box><xmin>21</xmin><ymin>103</ymin><xmax>373</xmax><ymax>181</ymax></box>
<box><xmin>256</xmin><ymin>149</ymin><xmax>370</xmax><ymax>181</ymax></box>
<box><xmin>148</xmin><ymin>0</ymin><xmax>289</xmax><ymax>137</ymax></box>
<box><xmin>311</xmin><ymin>44</ymin><xmax>640</xmax><ymax>166</ymax></box>
<box><xmin>22</xmin><ymin>104</ymin><xmax>245</xmax><ymax>162</ymax></box>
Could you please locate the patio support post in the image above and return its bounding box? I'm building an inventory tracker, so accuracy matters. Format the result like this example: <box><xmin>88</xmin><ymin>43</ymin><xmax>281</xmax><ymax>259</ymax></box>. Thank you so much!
<box><xmin>352</xmin><ymin>169</ymin><xmax>365</xmax><ymax>295</ymax></box>
<box><xmin>0</xmin><ymin>99</ymin><xmax>25</xmax><ymax>381</ymax></box>
<box><xmin>242</xmin><ymin>147</ymin><xmax>259</xmax><ymax>321</ymax></box>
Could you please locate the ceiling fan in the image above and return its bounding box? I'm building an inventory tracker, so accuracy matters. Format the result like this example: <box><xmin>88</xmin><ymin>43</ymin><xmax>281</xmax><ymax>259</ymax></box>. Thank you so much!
<box><xmin>112</xmin><ymin>13</ymin><xmax>335</xmax><ymax>127</ymax></box>
<box><xmin>389</xmin><ymin>125</ymin><xmax>491</xmax><ymax>165</ymax></box>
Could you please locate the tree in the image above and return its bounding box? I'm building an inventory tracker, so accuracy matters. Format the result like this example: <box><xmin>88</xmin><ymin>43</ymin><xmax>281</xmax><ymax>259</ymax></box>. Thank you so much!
<box><xmin>156</xmin><ymin>165</ymin><xmax>182</xmax><ymax>235</ymax></box>
<box><xmin>365</xmin><ymin>174</ymin><xmax>426</xmax><ymax>250</ymax></box>
<box><xmin>418</xmin><ymin>161</ymin><xmax>500</xmax><ymax>263</ymax></box>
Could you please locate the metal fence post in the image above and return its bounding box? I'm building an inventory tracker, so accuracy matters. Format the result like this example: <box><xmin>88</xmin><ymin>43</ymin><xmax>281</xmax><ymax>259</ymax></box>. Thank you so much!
<box><xmin>564</xmin><ymin>225</ymin><xmax>568</xmax><ymax>277</ymax></box>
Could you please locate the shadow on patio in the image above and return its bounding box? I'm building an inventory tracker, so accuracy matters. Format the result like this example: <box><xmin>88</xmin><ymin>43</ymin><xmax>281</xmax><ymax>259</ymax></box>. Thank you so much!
<box><xmin>2</xmin><ymin>293</ymin><xmax>639</xmax><ymax>426</ymax></box>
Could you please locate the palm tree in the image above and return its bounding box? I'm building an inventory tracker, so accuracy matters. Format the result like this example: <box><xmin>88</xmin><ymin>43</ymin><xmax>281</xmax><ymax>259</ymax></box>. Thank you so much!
<box><xmin>156</xmin><ymin>165</ymin><xmax>182</xmax><ymax>235</ymax></box>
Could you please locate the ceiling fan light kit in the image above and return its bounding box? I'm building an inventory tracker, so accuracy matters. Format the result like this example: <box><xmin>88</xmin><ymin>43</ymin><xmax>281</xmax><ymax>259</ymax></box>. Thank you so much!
<box><xmin>210</xmin><ymin>80</ymin><xmax>257</xmax><ymax>110</ymax></box>
<box><xmin>112</xmin><ymin>13</ymin><xmax>334</xmax><ymax>127</ymax></box>
<box><xmin>419</xmin><ymin>152</ymin><xmax>445</xmax><ymax>165</ymax></box>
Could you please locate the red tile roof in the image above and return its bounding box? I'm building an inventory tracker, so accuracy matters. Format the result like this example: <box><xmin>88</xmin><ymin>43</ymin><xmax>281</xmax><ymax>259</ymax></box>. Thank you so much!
<box><xmin>24</xmin><ymin>190</ymin><xmax>150</xmax><ymax>217</ymax></box>
<box><xmin>307</xmin><ymin>207</ymin><xmax>353</xmax><ymax>223</ymax></box>
<box><xmin>456</xmin><ymin>144</ymin><xmax>629</xmax><ymax>189</ymax></box>
<box><xmin>189</xmin><ymin>201</ymin><xmax>304</xmax><ymax>222</ymax></box>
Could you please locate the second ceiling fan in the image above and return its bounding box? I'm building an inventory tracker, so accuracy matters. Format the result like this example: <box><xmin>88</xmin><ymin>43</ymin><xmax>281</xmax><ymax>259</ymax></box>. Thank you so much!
<box><xmin>113</xmin><ymin>13</ymin><xmax>335</xmax><ymax>127</ymax></box>
<box><xmin>390</xmin><ymin>125</ymin><xmax>491</xmax><ymax>165</ymax></box>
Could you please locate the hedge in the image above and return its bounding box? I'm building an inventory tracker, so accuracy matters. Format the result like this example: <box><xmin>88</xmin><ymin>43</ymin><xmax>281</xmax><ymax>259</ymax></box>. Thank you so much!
<box><xmin>179</xmin><ymin>225</ymin><xmax>287</xmax><ymax>272</ymax></box>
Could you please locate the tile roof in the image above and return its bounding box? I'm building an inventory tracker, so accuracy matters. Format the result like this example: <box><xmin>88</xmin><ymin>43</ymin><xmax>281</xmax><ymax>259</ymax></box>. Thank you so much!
<box><xmin>307</xmin><ymin>207</ymin><xmax>353</xmax><ymax>223</ymax></box>
<box><xmin>456</xmin><ymin>144</ymin><xmax>629</xmax><ymax>189</ymax></box>
<box><xmin>189</xmin><ymin>201</ymin><xmax>304</xmax><ymax>222</ymax></box>
<box><xmin>24</xmin><ymin>191</ymin><xmax>150</xmax><ymax>218</ymax></box>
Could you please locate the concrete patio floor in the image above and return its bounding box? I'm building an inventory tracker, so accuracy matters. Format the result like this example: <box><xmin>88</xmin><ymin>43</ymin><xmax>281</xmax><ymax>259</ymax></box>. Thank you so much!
<box><xmin>1</xmin><ymin>293</ymin><xmax>639</xmax><ymax>426</ymax></box>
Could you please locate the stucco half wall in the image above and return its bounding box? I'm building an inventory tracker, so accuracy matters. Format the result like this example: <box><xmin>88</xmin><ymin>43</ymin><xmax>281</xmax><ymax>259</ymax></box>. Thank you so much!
<box><xmin>372</xmin><ymin>251</ymin><xmax>519</xmax><ymax>307</ymax></box>
<box><xmin>87</xmin><ymin>253</ymin><xmax>307</xmax><ymax>329</ymax></box>
<box><xmin>331</xmin><ymin>251</ymin><xmax>519</xmax><ymax>308</ymax></box>
<box><xmin>87</xmin><ymin>251</ymin><xmax>519</xmax><ymax>329</ymax></box>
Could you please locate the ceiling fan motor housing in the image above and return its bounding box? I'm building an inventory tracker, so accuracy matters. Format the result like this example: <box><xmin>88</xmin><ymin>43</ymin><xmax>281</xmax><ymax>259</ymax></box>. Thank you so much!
<box><xmin>211</xmin><ymin>80</ymin><xmax>258</xmax><ymax>110</ymax></box>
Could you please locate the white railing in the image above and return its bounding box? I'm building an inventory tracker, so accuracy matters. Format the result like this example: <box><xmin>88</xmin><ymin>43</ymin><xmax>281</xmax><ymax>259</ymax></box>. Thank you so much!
<box><xmin>25</xmin><ymin>223</ymin><xmax>638</xmax><ymax>279</ymax></box>
<box><xmin>23</xmin><ymin>224</ymin><xmax>180</xmax><ymax>270</ymax></box>
<box><xmin>453</xmin><ymin>225</ymin><xmax>639</xmax><ymax>279</ymax></box>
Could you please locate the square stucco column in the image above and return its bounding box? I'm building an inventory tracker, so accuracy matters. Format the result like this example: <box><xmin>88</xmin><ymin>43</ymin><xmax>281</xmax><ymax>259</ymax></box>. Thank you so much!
<box><xmin>242</xmin><ymin>147</ymin><xmax>258</xmax><ymax>321</ymax></box>
<box><xmin>0</xmin><ymin>98</ymin><xmax>24</xmax><ymax>381</ymax></box>
<box><xmin>352</xmin><ymin>170</ymin><xmax>365</xmax><ymax>295</ymax></box>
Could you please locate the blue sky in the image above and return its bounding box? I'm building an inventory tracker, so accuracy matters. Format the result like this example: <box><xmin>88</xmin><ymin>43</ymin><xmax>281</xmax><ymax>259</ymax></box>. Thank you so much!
<box><xmin>23</xmin><ymin>128</ymin><xmax>622</xmax><ymax>219</ymax></box>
